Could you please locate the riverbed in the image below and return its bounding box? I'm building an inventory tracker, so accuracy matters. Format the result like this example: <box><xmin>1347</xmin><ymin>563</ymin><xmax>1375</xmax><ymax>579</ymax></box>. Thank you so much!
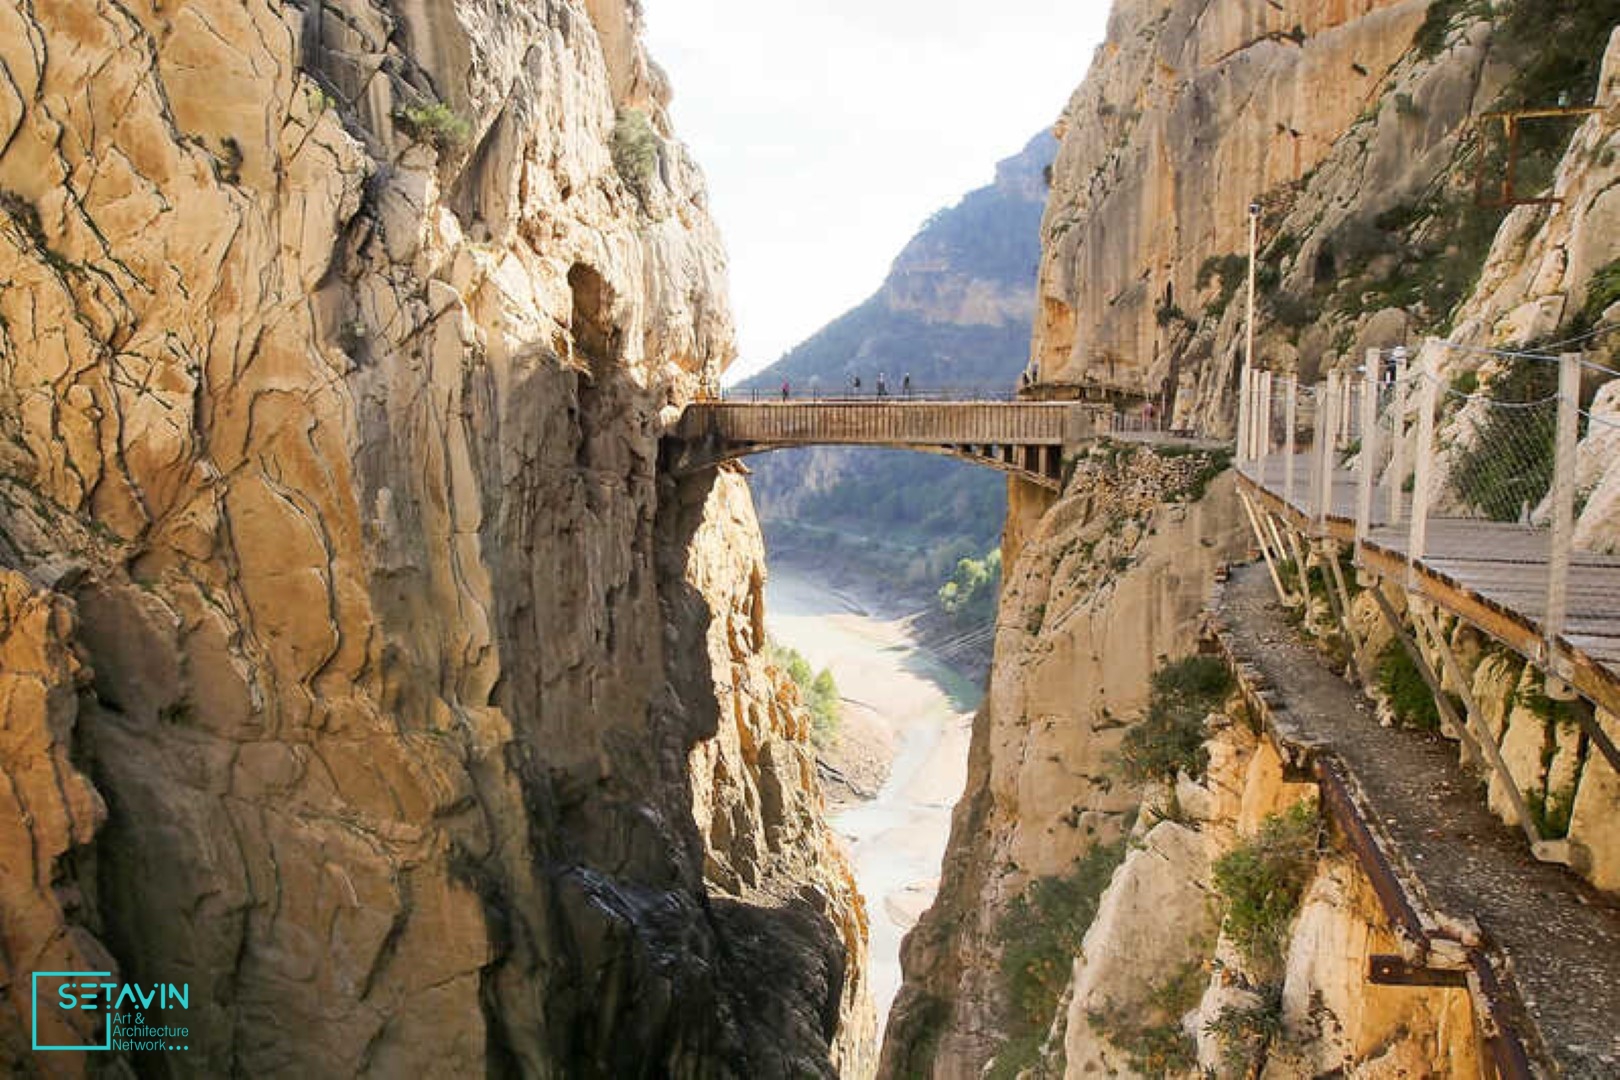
<box><xmin>764</xmin><ymin>567</ymin><xmax>980</xmax><ymax>1034</ymax></box>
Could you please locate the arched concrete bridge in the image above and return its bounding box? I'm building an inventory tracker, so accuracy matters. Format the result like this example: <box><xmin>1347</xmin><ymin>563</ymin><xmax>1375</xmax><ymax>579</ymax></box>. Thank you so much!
<box><xmin>665</xmin><ymin>399</ymin><xmax>1208</xmax><ymax>489</ymax></box>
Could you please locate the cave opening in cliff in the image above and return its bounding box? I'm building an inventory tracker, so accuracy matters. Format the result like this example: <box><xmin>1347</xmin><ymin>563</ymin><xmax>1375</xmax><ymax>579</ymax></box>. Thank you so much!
<box><xmin>569</xmin><ymin>262</ymin><xmax>620</xmax><ymax>374</ymax></box>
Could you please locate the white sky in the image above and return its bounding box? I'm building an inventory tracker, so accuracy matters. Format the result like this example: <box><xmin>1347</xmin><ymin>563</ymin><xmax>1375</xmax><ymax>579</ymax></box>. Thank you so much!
<box><xmin>643</xmin><ymin>1</ymin><xmax>1113</xmax><ymax>382</ymax></box>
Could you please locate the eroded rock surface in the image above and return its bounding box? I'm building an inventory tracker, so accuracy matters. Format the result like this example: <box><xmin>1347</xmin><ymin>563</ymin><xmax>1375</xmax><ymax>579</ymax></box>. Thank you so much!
<box><xmin>0</xmin><ymin>1</ymin><xmax>865</xmax><ymax>1075</ymax></box>
<box><xmin>0</xmin><ymin>569</ymin><xmax>116</xmax><ymax>1075</ymax></box>
<box><xmin>880</xmin><ymin>450</ymin><xmax>1248</xmax><ymax>1077</ymax></box>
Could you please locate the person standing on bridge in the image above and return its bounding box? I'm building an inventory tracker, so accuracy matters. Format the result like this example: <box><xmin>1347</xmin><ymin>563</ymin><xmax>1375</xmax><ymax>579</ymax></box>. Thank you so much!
<box><xmin>781</xmin><ymin>378</ymin><xmax>790</xmax><ymax>401</ymax></box>
<box><xmin>877</xmin><ymin>372</ymin><xmax>888</xmax><ymax>398</ymax></box>
<box><xmin>851</xmin><ymin>375</ymin><xmax>861</xmax><ymax>396</ymax></box>
<box><xmin>903</xmin><ymin>373</ymin><xmax>912</xmax><ymax>398</ymax></box>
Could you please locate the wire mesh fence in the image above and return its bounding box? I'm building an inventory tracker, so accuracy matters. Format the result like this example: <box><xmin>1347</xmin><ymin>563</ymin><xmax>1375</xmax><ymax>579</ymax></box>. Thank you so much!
<box><xmin>1432</xmin><ymin>382</ymin><xmax>1559</xmax><ymax>525</ymax></box>
<box><xmin>1237</xmin><ymin>342</ymin><xmax>1615</xmax><ymax>650</ymax></box>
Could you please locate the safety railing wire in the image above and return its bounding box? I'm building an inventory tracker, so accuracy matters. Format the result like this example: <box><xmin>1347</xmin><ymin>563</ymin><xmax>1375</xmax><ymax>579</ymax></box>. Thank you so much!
<box><xmin>1236</xmin><ymin>342</ymin><xmax>1616</xmax><ymax>664</ymax></box>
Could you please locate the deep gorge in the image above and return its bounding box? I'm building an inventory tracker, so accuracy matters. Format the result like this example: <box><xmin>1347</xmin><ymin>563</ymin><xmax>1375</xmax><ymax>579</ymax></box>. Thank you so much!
<box><xmin>4</xmin><ymin>1</ymin><xmax>1620</xmax><ymax>1078</ymax></box>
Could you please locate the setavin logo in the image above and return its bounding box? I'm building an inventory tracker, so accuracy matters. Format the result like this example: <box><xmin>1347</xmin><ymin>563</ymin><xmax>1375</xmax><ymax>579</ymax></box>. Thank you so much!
<box><xmin>31</xmin><ymin>972</ymin><xmax>192</xmax><ymax>1053</ymax></box>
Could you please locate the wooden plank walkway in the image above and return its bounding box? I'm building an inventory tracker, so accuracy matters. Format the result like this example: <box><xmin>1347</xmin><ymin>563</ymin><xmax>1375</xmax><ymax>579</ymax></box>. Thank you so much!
<box><xmin>1238</xmin><ymin>455</ymin><xmax>1620</xmax><ymax>717</ymax></box>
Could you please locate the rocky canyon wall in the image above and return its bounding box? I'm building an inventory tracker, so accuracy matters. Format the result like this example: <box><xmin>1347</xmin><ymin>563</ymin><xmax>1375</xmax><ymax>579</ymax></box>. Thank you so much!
<box><xmin>886</xmin><ymin>3</ymin><xmax>1620</xmax><ymax>1077</ymax></box>
<box><xmin>880</xmin><ymin>449</ymin><xmax>1250</xmax><ymax>1077</ymax></box>
<box><xmin>0</xmin><ymin>1</ymin><xmax>866</xmax><ymax>1076</ymax></box>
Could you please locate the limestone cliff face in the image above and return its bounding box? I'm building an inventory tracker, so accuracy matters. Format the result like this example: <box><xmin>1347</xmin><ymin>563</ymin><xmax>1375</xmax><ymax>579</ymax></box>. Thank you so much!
<box><xmin>0</xmin><ymin>1</ymin><xmax>865</xmax><ymax>1075</ymax></box>
<box><xmin>880</xmin><ymin>452</ymin><xmax>1249</xmax><ymax>1077</ymax></box>
<box><xmin>0</xmin><ymin>570</ymin><xmax>114</xmax><ymax>1074</ymax></box>
<box><xmin>1031</xmin><ymin>0</ymin><xmax>1515</xmax><ymax>427</ymax></box>
<box><xmin>878</xmin><ymin>454</ymin><xmax>1479</xmax><ymax>1076</ymax></box>
<box><xmin>885</xmin><ymin>6</ymin><xmax>1620</xmax><ymax>1075</ymax></box>
<box><xmin>1430</xmin><ymin>28</ymin><xmax>1620</xmax><ymax>544</ymax></box>
<box><xmin>1060</xmin><ymin>727</ymin><xmax>1478</xmax><ymax>1080</ymax></box>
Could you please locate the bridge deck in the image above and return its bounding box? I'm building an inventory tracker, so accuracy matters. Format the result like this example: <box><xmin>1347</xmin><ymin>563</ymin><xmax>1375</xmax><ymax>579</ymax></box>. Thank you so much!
<box><xmin>672</xmin><ymin>400</ymin><xmax>1096</xmax><ymax>447</ymax></box>
<box><xmin>1238</xmin><ymin>455</ymin><xmax>1620</xmax><ymax>716</ymax></box>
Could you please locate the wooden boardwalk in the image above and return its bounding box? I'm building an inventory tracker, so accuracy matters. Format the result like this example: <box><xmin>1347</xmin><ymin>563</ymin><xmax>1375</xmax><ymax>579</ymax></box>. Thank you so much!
<box><xmin>1238</xmin><ymin>455</ymin><xmax>1620</xmax><ymax>718</ymax></box>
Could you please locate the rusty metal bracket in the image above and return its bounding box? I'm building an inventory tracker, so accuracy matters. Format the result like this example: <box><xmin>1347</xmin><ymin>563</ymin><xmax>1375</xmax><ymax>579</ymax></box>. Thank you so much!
<box><xmin>1473</xmin><ymin>106</ymin><xmax>1604</xmax><ymax>208</ymax></box>
<box><xmin>1369</xmin><ymin>954</ymin><xmax>1469</xmax><ymax>989</ymax></box>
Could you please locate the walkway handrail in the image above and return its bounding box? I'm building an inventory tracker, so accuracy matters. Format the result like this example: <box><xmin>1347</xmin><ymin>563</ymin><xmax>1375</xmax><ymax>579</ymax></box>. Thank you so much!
<box><xmin>1234</xmin><ymin>339</ymin><xmax>1620</xmax><ymax>708</ymax></box>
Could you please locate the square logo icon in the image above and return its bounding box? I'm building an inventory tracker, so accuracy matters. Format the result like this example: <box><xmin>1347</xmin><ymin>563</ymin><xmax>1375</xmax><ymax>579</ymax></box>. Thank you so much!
<box><xmin>31</xmin><ymin>972</ymin><xmax>113</xmax><ymax>1052</ymax></box>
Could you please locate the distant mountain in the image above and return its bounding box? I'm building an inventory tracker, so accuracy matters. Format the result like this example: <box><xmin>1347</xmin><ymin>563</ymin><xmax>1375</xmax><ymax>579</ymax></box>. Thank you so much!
<box><xmin>743</xmin><ymin>133</ymin><xmax>1054</xmax><ymax>629</ymax></box>
<box><xmin>747</xmin><ymin>130</ymin><xmax>1052</xmax><ymax>395</ymax></box>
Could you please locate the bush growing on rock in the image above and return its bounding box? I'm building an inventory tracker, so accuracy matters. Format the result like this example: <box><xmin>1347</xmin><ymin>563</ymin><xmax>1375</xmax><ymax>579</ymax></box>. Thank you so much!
<box><xmin>994</xmin><ymin>841</ymin><xmax>1128</xmax><ymax>1076</ymax></box>
<box><xmin>1376</xmin><ymin>640</ymin><xmax>1442</xmax><ymax>730</ymax></box>
<box><xmin>612</xmin><ymin>108</ymin><xmax>661</xmax><ymax>196</ymax></box>
<box><xmin>1211</xmin><ymin>800</ymin><xmax>1320</xmax><ymax>977</ymax></box>
<box><xmin>1119</xmin><ymin>655</ymin><xmax>1233</xmax><ymax>783</ymax></box>
<box><xmin>400</xmin><ymin>101</ymin><xmax>471</xmax><ymax>149</ymax></box>
<box><xmin>769</xmin><ymin>642</ymin><xmax>841</xmax><ymax>746</ymax></box>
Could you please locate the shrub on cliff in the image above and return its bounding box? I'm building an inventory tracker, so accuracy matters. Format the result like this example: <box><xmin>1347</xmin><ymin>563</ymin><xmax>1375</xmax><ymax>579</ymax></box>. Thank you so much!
<box><xmin>612</xmin><ymin>108</ymin><xmax>660</xmax><ymax>196</ymax></box>
<box><xmin>1375</xmin><ymin>640</ymin><xmax>1442</xmax><ymax>730</ymax></box>
<box><xmin>1211</xmin><ymin>801</ymin><xmax>1320</xmax><ymax>977</ymax></box>
<box><xmin>994</xmin><ymin>841</ymin><xmax>1127</xmax><ymax>1075</ymax></box>
<box><xmin>769</xmin><ymin>642</ymin><xmax>841</xmax><ymax>746</ymax></box>
<box><xmin>936</xmin><ymin>548</ymin><xmax>1001</xmax><ymax>628</ymax></box>
<box><xmin>1119</xmin><ymin>655</ymin><xmax>1233</xmax><ymax>784</ymax></box>
<box><xmin>1087</xmin><ymin>960</ymin><xmax>1204</xmax><ymax>1075</ymax></box>
<box><xmin>399</xmin><ymin>101</ymin><xmax>471</xmax><ymax>150</ymax></box>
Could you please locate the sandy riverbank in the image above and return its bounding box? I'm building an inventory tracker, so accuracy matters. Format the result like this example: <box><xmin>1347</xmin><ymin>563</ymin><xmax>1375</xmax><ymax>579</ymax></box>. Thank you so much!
<box><xmin>765</xmin><ymin>567</ymin><xmax>980</xmax><ymax>1035</ymax></box>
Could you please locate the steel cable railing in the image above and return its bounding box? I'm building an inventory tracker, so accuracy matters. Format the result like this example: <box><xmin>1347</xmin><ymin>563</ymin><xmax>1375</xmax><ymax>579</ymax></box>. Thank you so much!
<box><xmin>1237</xmin><ymin>341</ymin><xmax>1614</xmax><ymax>653</ymax></box>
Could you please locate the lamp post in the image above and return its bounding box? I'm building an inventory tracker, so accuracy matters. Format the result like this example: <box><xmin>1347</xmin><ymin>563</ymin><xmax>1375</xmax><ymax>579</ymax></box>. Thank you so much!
<box><xmin>1237</xmin><ymin>200</ymin><xmax>1261</xmax><ymax>461</ymax></box>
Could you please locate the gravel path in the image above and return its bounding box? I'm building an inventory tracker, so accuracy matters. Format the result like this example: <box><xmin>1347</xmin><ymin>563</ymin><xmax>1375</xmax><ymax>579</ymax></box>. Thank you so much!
<box><xmin>1219</xmin><ymin>561</ymin><xmax>1620</xmax><ymax>1079</ymax></box>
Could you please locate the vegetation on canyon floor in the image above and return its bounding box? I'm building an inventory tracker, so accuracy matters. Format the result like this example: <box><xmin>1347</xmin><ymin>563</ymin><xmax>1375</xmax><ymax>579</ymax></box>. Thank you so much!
<box><xmin>936</xmin><ymin>547</ymin><xmax>1002</xmax><ymax>630</ymax></box>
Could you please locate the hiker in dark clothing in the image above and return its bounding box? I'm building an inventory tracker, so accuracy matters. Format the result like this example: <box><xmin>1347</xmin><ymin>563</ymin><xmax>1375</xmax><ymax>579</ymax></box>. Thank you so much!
<box><xmin>902</xmin><ymin>373</ymin><xmax>912</xmax><ymax>398</ymax></box>
<box><xmin>852</xmin><ymin>375</ymin><xmax>861</xmax><ymax>396</ymax></box>
<box><xmin>781</xmin><ymin>379</ymin><xmax>790</xmax><ymax>401</ymax></box>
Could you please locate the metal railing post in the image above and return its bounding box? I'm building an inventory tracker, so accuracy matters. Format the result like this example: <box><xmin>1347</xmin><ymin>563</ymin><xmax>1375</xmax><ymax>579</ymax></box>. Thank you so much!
<box><xmin>1545</xmin><ymin>352</ymin><xmax>1581</xmax><ymax>652</ymax></box>
<box><xmin>1284</xmin><ymin>374</ymin><xmax>1298</xmax><ymax>510</ymax></box>
<box><xmin>1407</xmin><ymin>354</ymin><xmax>1438</xmax><ymax>575</ymax></box>
<box><xmin>1316</xmin><ymin>372</ymin><xmax>1341</xmax><ymax>527</ymax></box>
<box><xmin>1339</xmin><ymin>372</ymin><xmax>1354</xmax><ymax>449</ymax></box>
<box><xmin>1308</xmin><ymin>380</ymin><xmax>1325</xmax><ymax>521</ymax></box>
<box><xmin>1357</xmin><ymin>356</ymin><xmax>1379</xmax><ymax>551</ymax></box>
<box><xmin>1237</xmin><ymin>365</ymin><xmax>1253</xmax><ymax>466</ymax></box>
<box><xmin>1388</xmin><ymin>349</ymin><xmax>1409</xmax><ymax>525</ymax></box>
<box><xmin>1256</xmin><ymin>373</ymin><xmax>1267</xmax><ymax>462</ymax></box>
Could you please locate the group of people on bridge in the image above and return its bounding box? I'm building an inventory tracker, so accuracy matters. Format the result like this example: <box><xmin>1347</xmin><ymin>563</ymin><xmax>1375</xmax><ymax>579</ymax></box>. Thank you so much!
<box><xmin>778</xmin><ymin>372</ymin><xmax>913</xmax><ymax>400</ymax></box>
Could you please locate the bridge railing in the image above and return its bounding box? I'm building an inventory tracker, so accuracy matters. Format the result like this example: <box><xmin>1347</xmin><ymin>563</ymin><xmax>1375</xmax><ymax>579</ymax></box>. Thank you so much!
<box><xmin>710</xmin><ymin>385</ymin><xmax>1022</xmax><ymax>403</ymax></box>
<box><xmin>1238</xmin><ymin>340</ymin><xmax>1617</xmax><ymax>653</ymax></box>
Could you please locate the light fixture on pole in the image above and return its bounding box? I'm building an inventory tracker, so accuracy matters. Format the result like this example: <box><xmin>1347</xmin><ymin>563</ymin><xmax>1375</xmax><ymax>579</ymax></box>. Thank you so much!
<box><xmin>1238</xmin><ymin>201</ymin><xmax>1261</xmax><ymax>460</ymax></box>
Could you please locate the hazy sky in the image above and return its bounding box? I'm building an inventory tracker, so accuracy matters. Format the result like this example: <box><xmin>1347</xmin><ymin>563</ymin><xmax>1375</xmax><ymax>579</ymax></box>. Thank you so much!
<box><xmin>643</xmin><ymin>1</ymin><xmax>1112</xmax><ymax>382</ymax></box>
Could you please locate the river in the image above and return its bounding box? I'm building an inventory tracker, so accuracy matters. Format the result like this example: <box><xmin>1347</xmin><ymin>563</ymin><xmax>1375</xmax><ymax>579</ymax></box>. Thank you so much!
<box><xmin>764</xmin><ymin>567</ymin><xmax>980</xmax><ymax>1033</ymax></box>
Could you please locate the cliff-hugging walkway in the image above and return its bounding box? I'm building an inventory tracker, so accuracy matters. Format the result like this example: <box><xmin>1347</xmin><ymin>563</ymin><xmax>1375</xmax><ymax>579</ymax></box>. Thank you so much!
<box><xmin>1217</xmin><ymin>562</ymin><xmax>1620</xmax><ymax>1078</ymax></box>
